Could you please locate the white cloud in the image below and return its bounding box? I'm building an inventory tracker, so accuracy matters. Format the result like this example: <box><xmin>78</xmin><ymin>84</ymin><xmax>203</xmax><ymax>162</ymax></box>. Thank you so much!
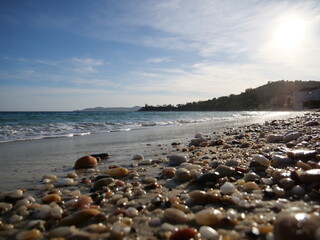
<box><xmin>145</xmin><ymin>57</ymin><xmax>171</xmax><ymax>63</ymax></box>
<box><xmin>71</xmin><ymin>57</ymin><xmax>104</xmax><ymax>73</ymax></box>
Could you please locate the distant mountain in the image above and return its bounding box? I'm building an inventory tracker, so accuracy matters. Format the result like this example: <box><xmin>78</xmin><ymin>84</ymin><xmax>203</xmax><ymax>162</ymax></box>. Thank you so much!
<box><xmin>139</xmin><ymin>80</ymin><xmax>320</xmax><ymax>111</ymax></box>
<box><xmin>75</xmin><ymin>106</ymin><xmax>141</xmax><ymax>112</ymax></box>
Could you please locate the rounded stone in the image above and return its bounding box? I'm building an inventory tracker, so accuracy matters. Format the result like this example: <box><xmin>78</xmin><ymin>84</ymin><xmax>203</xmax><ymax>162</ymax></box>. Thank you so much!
<box><xmin>199</xmin><ymin>226</ymin><xmax>219</xmax><ymax>240</ymax></box>
<box><xmin>168</xmin><ymin>154</ymin><xmax>188</xmax><ymax>166</ymax></box>
<box><xmin>74</xmin><ymin>156</ymin><xmax>97</xmax><ymax>169</ymax></box>
<box><xmin>164</xmin><ymin>208</ymin><xmax>188</xmax><ymax>224</ymax></box>
<box><xmin>273</xmin><ymin>212</ymin><xmax>320</xmax><ymax>240</ymax></box>
<box><xmin>195</xmin><ymin>208</ymin><xmax>222</xmax><ymax>226</ymax></box>
<box><xmin>220</xmin><ymin>182</ymin><xmax>236</xmax><ymax>195</ymax></box>
<box><xmin>215</xmin><ymin>165</ymin><xmax>235</xmax><ymax>177</ymax></box>
<box><xmin>132</xmin><ymin>154</ymin><xmax>144</xmax><ymax>160</ymax></box>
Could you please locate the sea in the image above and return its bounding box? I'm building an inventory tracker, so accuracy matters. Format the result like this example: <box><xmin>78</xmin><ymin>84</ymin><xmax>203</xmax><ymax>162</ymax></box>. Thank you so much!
<box><xmin>0</xmin><ymin>111</ymin><xmax>304</xmax><ymax>143</ymax></box>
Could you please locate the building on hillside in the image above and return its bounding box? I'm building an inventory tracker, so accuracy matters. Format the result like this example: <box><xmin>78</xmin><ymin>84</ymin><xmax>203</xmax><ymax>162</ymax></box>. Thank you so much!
<box><xmin>293</xmin><ymin>88</ymin><xmax>320</xmax><ymax>110</ymax></box>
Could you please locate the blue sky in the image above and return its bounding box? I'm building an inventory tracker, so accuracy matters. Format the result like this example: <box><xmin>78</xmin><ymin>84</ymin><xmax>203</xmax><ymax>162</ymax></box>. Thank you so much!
<box><xmin>0</xmin><ymin>0</ymin><xmax>319</xmax><ymax>111</ymax></box>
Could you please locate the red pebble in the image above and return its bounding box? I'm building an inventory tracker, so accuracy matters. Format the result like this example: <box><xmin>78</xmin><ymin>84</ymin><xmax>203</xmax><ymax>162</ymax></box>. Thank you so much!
<box><xmin>170</xmin><ymin>228</ymin><xmax>197</xmax><ymax>240</ymax></box>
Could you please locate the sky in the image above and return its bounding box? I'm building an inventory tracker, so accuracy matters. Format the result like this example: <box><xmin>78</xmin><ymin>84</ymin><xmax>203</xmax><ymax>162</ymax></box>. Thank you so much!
<box><xmin>0</xmin><ymin>0</ymin><xmax>319</xmax><ymax>111</ymax></box>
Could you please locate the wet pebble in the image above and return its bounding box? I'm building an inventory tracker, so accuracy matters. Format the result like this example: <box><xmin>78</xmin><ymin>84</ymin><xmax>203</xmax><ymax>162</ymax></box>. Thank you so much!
<box><xmin>199</xmin><ymin>226</ymin><xmax>219</xmax><ymax>240</ymax></box>
<box><xmin>273</xmin><ymin>211</ymin><xmax>320</xmax><ymax>240</ymax></box>
<box><xmin>74</xmin><ymin>155</ymin><xmax>97</xmax><ymax>169</ymax></box>
<box><xmin>220</xmin><ymin>182</ymin><xmax>236</xmax><ymax>195</ymax></box>
<box><xmin>168</xmin><ymin>154</ymin><xmax>188</xmax><ymax>166</ymax></box>
<box><xmin>174</xmin><ymin>168</ymin><xmax>191</xmax><ymax>182</ymax></box>
<box><xmin>102</xmin><ymin>167</ymin><xmax>128</xmax><ymax>178</ymax></box>
<box><xmin>194</xmin><ymin>208</ymin><xmax>222</xmax><ymax>226</ymax></box>
<box><xmin>164</xmin><ymin>208</ymin><xmax>188</xmax><ymax>224</ymax></box>
<box><xmin>132</xmin><ymin>153</ymin><xmax>144</xmax><ymax>160</ymax></box>
<box><xmin>215</xmin><ymin>165</ymin><xmax>235</xmax><ymax>177</ymax></box>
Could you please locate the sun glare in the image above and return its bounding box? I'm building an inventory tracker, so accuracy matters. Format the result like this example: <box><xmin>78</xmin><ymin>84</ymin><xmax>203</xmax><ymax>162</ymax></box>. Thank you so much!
<box><xmin>273</xmin><ymin>15</ymin><xmax>307</xmax><ymax>50</ymax></box>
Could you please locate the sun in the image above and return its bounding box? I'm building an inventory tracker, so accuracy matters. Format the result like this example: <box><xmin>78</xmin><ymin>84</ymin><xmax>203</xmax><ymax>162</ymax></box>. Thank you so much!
<box><xmin>272</xmin><ymin>15</ymin><xmax>307</xmax><ymax>50</ymax></box>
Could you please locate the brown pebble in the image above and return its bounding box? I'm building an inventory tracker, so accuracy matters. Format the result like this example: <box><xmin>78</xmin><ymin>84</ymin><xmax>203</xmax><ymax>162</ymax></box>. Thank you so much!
<box><xmin>74</xmin><ymin>156</ymin><xmax>97</xmax><ymax>169</ymax></box>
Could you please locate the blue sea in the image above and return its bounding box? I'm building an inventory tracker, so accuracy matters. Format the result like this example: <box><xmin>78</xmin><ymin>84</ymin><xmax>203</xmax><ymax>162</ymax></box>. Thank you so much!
<box><xmin>0</xmin><ymin>111</ymin><xmax>302</xmax><ymax>143</ymax></box>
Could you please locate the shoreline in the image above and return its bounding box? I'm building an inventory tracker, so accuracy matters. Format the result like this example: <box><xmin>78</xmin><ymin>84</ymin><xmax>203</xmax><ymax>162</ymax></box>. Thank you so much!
<box><xmin>0</xmin><ymin>112</ymin><xmax>319</xmax><ymax>239</ymax></box>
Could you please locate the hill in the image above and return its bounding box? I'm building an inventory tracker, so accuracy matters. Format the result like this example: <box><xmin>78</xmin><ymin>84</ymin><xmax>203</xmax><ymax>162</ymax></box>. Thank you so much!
<box><xmin>139</xmin><ymin>80</ymin><xmax>320</xmax><ymax>111</ymax></box>
<box><xmin>76</xmin><ymin>106</ymin><xmax>141</xmax><ymax>112</ymax></box>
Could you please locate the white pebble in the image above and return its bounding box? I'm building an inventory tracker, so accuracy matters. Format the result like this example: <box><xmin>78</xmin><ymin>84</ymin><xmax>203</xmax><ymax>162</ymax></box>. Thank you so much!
<box><xmin>199</xmin><ymin>226</ymin><xmax>219</xmax><ymax>240</ymax></box>
<box><xmin>220</xmin><ymin>182</ymin><xmax>236</xmax><ymax>195</ymax></box>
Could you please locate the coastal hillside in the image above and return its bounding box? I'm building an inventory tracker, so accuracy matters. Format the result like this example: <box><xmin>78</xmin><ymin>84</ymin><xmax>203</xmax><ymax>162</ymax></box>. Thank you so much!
<box><xmin>139</xmin><ymin>80</ymin><xmax>320</xmax><ymax>111</ymax></box>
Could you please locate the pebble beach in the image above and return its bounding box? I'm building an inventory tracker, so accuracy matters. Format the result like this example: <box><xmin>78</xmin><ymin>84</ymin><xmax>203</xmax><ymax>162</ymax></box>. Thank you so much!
<box><xmin>0</xmin><ymin>112</ymin><xmax>320</xmax><ymax>240</ymax></box>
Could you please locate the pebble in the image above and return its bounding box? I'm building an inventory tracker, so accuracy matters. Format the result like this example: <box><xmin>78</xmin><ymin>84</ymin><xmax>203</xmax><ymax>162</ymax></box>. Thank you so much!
<box><xmin>252</xmin><ymin>154</ymin><xmax>270</xmax><ymax>167</ymax></box>
<box><xmin>168</xmin><ymin>154</ymin><xmax>188</xmax><ymax>166</ymax></box>
<box><xmin>243</xmin><ymin>172</ymin><xmax>260</xmax><ymax>182</ymax></box>
<box><xmin>287</xmin><ymin>149</ymin><xmax>318</xmax><ymax>161</ymax></box>
<box><xmin>59</xmin><ymin>208</ymin><xmax>101</xmax><ymax>226</ymax></box>
<box><xmin>55</xmin><ymin>178</ymin><xmax>75</xmax><ymax>187</ymax></box>
<box><xmin>267</xmin><ymin>134</ymin><xmax>284</xmax><ymax>143</ymax></box>
<box><xmin>242</xmin><ymin>181</ymin><xmax>259</xmax><ymax>191</ymax></box>
<box><xmin>195</xmin><ymin>208</ymin><xmax>222</xmax><ymax>226</ymax></box>
<box><xmin>170</xmin><ymin>228</ymin><xmax>197</xmax><ymax>240</ymax></box>
<box><xmin>199</xmin><ymin>226</ymin><xmax>219</xmax><ymax>240</ymax></box>
<box><xmin>298</xmin><ymin>169</ymin><xmax>320</xmax><ymax>183</ymax></box>
<box><xmin>271</xmin><ymin>154</ymin><xmax>293</xmax><ymax>167</ymax></box>
<box><xmin>220</xmin><ymin>182</ymin><xmax>236</xmax><ymax>195</ymax></box>
<box><xmin>132</xmin><ymin>153</ymin><xmax>144</xmax><ymax>160</ymax></box>
<box><xmin>102</xmin><ymin>167</ymin><xmax>128</xmax><ymax>177</ymax></box>
<box><xmin>42</xmin><ymin>193</ymin><xmax>61</xmax><ymax>204</ymax></box>
<box><xmin>215</xmin><ymin>165</ymin><xmax>235</xmax><ymax>177</ymax></box>
<box><xmin>74</xmin><ymin>155</ymin><xmax>98</xmax><ymax>169</ymax></box>
<box><xmin>284</xmin><ymin>131</ymin><xmax>301</xmax><ymax>142</ymax></box>
<box><xmin>15</xmin><ymin>229</ymin><xmax>42</xmax><ymax>240</ymax></box>
<box><xmin>164</xmin><ymin>208</ymin><xmax>188</xmax><ymax>223</ymax></box>
<box><xmin>174</xmin><ymin>168</ymin><xmax>191</xmax><ymax>182</ymax></box>
<box><xmin>273</xmin><ymin>211</ymin><xmax>320</xmax><ymax>240</ymax></box>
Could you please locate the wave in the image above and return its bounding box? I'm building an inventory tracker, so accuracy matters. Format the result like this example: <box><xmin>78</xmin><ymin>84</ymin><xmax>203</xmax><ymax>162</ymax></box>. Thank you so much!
<box><xmin>0</xmin><ymin>111</ymin><xmax>299</xmax><ymax>143</ymax></box>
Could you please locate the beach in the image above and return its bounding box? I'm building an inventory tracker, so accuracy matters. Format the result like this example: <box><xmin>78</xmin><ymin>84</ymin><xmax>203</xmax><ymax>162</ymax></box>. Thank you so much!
<box><xmin>0</xmin><ymin>111</ymin><xmax>319</xmax><ymax>239</ymax></box>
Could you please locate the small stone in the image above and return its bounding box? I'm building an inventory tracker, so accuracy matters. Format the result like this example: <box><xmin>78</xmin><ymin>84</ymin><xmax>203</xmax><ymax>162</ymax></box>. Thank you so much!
<box><xmin>267</xmin><ymin>134</ymin><xmax>284</xmax><ymax>143</ymax></box>
<box><xmin>273</xmin><ymin>212</ymin><xmax>320</xmax><ymax>240</ymax></box>
<box><xmin>168</xmin><ymin>154</ymin><xmax>188</xmax><ymax>166</ymax></box>
<box><xmin>243</xmin><ymin>172</ymin><xmax>260</xmax><ymax>182</ymax></box>
<box><xmin>15</xmin><ymin>229</ymin><xmax>42</xmax><ymax>240</ymax></box>
<box><xmin>162</xmin><ymin>167</ymin><xmax>176</xmax><ymax>178</ymax></box>
<box><xmin>298</xmin><ymin>169</ymin><xmax>320</xmax><ymax>183</ymax></box>
<box><xmin>102</xmin><ymin>167</ymin><xmax>129</xmax><ymax>178</ymax></box>
<box><xmin>242</xmin><ymin>182</ymin><xmax>259</xmax><ymax>191</ymax></box>
<box><xmin>55</xmin><ymin>178</ymin><xmax>75</xmax><ymax>187</ymax></box>
<box><xmin>139</xmin><ymin>159</ymin><xmax>153</xmax><ymax>165</ymax></box>
<box><xmin>74</xmin><ymin>156</ymin><xmax>98</xmax><ymax>169</ymax></box>
<box><xmin>92</xmin><ymin>178</ymin><xmax>114</xmax><ymax>191</ymax></box>
<box><xmin>170</xmin><ymin>228</ymin><xmax>197</xmax><ymax>240</ymax></box>
<box><xmin>287</xmin><ymin>149</ymin><xmax>318</xmax><ymax>161</ymax></box>
<box><xmin>215</xmin><ymin>165</ymin><xmax>235</xmax><ymax>177</ymax></box>
<box><xmin>174</xmin><ymin>168</ymin><xmax>191</xmax><ymax>182</ymax></box>
<box><xmin>112</xmin><ymin>222</ymin><xmax>131</xmax><ymax>236</ymax></box>
<box><xmin>197</xmin><ymin>172</ymin><xmax>220</xmax><ymax>183</ymax></box>
<box><xmin>279</xmin><ymin>178</ymin><xmax>295</xmax><ymax>190</ymax></box>
<box><xmin>195</xmin><ymin>208</ymin><xmax>222</xmax><ymax>226</ymax></box>
<box><xmin>132</xmin><ymin>154</ymin><xmax>144</xmax><ymax>160</ymax></box>
<box><xmin>164</xmin><ymin>208</ymin><xmax>188</xmax><ymax>224</ymax></box>
<box><xmin>271</xmin><ymin>154</ymin><xmax>293</xmax><ymax>167</ymax></box>
<box><xmin>199</xmin><ymin>226</ymin><xmax>219</xmax><ymax>240</ymax></box>
<box><xmin>42</xmin><ymin>194</ymin><xmax>61</xmax><ymax>204</ymax></box>
<box><xmin>284</xmin><ymin>131</ymin><xmax>301</xmax><ymax>143</ymax></box>
<box><xmin>59</xmin><ymin>209</ymin><xmax>100</xmax><ymax>227</ymax></box>
<box><xmin>220</xmin><ymin>182</ymin><xmax>236</xmax><ymax>195</ymax></box>
<box><xmin>252</xmin><ymin>154</ymin><xmax>270</xmax><ymax>167</ymax></box>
